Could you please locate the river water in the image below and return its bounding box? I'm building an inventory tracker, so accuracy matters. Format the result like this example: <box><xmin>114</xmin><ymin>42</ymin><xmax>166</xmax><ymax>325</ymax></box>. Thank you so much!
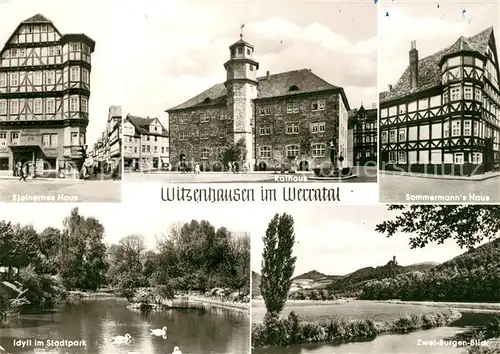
<box><xmin>0</xmin><ymin>298</ymin><xmax>249</xmax><ymax>354</ymax></box>
<box><xmin>253</xmin><ymin>312</ymin><xmax>497</xmax><ymax>354</ymax></box>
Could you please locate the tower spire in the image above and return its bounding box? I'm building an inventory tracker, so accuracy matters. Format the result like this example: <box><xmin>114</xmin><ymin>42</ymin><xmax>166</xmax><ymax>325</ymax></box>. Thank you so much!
<box><xmin>240</xmin><ymin>24</ymin><xmax>245</xmax><ymax>40</ymax></box>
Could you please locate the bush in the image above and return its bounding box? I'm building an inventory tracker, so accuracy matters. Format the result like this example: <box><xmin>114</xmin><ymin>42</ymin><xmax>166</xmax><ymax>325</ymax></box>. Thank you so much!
<box><xmin>252</xmin><ymin>310</ymin><xmax>458</xmax><ymax>348</ymax></box>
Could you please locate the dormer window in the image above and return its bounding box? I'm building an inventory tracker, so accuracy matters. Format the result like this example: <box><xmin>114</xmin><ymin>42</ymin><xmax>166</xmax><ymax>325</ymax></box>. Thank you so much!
<box><xmin>203</xmin><ymin>97</ymin><xmax>211</xmax><ymax>104</ymax></box>
<box><xmin>246</xmin><ymin>48</ymin><xmax>251</xmax><ymax>55</ymax></box>
<box><xmin>237</xmin><ymin>47</ymin><xmax>242</xmax><ymax>54</ymax></box>
<box><xmin>289</xmin><ymin>85</ymin><xmax>299</xmax><ymax>92</ymax></box>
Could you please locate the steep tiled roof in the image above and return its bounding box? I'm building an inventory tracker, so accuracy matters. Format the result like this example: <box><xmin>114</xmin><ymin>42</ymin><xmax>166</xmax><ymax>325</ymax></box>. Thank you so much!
<box><xmin>126</xmin><ymin>115</ymin><xmax>168</xmax><ymax>137</ymax></box>
<box><xmin>167</xmin><ymin>69</ymin><xmax>341</xmax><ymax>112</ymax></box>
<box><xmin>108</xmin><ymin>106</ymin><xmax>122</xmax><ymax>118</ymax></box>
<box><xmin>22</xmin><ymin>14</ymin><xmax>51</xmax><ymax>24</ymax></box>
<box><xmin>380</xmin><ymin>27</ymin><xmax>494</xmax><ymax>104</ymax></box>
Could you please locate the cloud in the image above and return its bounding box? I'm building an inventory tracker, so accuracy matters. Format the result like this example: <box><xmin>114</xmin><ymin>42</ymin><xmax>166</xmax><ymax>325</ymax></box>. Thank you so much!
<box><xmin>378</xmin><ymin>1</ymin><xmax>499</xmax><ymax>91</ymax></box>
<box><xmin>121</xmin><ymin>0</ymin><xmax>377</xmax><ymax>120</ymax></box>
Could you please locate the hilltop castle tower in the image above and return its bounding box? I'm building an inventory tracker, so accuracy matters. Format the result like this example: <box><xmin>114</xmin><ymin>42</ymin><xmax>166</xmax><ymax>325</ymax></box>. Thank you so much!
<box><xmin>223</xmin><ymin>28</ymin><xmax>259</xmax><ymax>170</ymax></box>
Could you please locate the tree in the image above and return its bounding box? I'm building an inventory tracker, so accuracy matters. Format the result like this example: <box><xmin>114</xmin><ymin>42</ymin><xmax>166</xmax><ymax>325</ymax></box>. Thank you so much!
<box><xmin>376</xmin><ymin>205</ymin><xmax>500</xmax><ymax>250</ymax></box>
<box><xmin>220</xmin><ymin>138</ymin><xmax>247</xmax><ymax>165</ymax></box>
<box><xmin>260</xmin><ymin>213</ymin><xmax>297</xmax><ymax>314</ymax></box>
<box><xmin>299</xmin><ymin>131</ymin><xmax>312</xmax><ymax>157</ymax></box>
<box><xmin>59</xmin><ymin>208</ymin><xmax>108</xmax><ymax>290</ymax></box>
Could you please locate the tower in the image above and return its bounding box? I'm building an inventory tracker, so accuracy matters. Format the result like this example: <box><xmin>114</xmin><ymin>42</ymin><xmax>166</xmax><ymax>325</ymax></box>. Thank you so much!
<box><xmin>224</xmin><ymin>27</ymin><xmax>259</xmax><ymax>170</ymax></box>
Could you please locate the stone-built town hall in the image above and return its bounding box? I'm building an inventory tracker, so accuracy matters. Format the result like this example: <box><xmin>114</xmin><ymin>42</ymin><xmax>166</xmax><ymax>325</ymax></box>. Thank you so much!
<box><xmin>167</xmin><ymin>32</ymin><xmax>351</xmax><ymax>171</ymax></box>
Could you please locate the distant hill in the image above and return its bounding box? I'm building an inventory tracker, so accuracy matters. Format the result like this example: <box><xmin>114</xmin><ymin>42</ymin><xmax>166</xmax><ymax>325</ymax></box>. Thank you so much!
<box><xmin>292</xmin><ymin>270</ymin><xmax>338</xmax><ymax>280</ymax></box>
<box><xmin>252</xmin><ymin>271</ymin><xmax>261</xmax><ymax>297</ymax></box>
<box><xmin>404</xmin><ymin>262</ymin><xmax>439</xmax><ymax>272</ymax></box>
<box><xmin>360</xmin><ymin>238</ymin><xmax>500</xmax><ymax>302</ymax></box>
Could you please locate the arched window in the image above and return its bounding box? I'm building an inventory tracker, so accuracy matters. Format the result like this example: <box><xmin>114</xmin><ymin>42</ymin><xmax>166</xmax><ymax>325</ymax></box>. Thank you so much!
<box><xmin>285</xmin><ymin>145</ymin><xmax>300</xmax><ymax>158</ymax></box>
<box><xmin>289</xmin><ymin>85</ymin><xmax>299</xmax><ymax>92</ymax></box>
<box><xmin>203</xmin><ymin>97</ymin><xmax>211</xmax><ymax>104</ymax></box>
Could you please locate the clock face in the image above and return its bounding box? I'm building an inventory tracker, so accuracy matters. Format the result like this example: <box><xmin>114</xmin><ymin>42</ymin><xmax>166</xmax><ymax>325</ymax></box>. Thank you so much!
<box><xmin>234</xmin><ymin>64</ymin><xmax>244</xmax><ymax>72</ymax></box>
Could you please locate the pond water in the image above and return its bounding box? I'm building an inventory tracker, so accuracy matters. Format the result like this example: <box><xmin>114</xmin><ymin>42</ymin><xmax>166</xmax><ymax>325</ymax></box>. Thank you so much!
<box><xmin>0</xmin><ymin>298</ymin><xmax>249</xmax><ymax>354</ymax></box>
<box><xmin>253</xmin><ymin>312</ymin><xmax>497</xmax><ymax>354</ymax></box>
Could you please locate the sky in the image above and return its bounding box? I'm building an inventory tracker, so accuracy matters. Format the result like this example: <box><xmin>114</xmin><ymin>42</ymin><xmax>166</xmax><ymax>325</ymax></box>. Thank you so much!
<box><xmin>251</xmin><ymin>204</ymin><xmax>468</xmax><ymax>277</ymax></box>
<box><xmin>119</xmin><ymin>0</ymin><xmax>378</xmax><ymax>127</ymax></box>
<box><xmin>0</xmin><ymin>202</ymin><xmax>253</xmax><ymax>250</ymax></box>
<box><xmin>379</xmin><ymin>0</ymin><xmax>500</xmax><ymax>92</ymax></box>
<box><xmin>0</xmin><ymin>0</ymin><xmax>123</xmax><ymax>146</ymax></box>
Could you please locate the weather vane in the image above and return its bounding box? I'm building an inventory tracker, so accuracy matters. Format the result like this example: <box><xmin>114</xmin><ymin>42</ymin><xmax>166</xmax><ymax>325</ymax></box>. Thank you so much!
<box><xmin>240</xmin><ymin>24</ymin><xmax>245</xmax><ymax>39</ymax></box>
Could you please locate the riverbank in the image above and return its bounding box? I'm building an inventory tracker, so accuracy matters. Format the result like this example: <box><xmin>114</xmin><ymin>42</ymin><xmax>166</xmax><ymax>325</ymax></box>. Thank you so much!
<box><xmin>66</xmin><ymin>290</ymin><xmax>120</xmax><ymax>300</ymax></box>
<box><xmin>379</xmin><ymin>300</ymin><xmax>500</xmax><ymax>314</ymax></box>
<box><xmin>188</xmin><ymin>295</ymin><xmax>249</xmax><ymax>313</ymax></box>
<box><xmin>252</xmin><ymin>299</ymin><xmax>461</xmax><ymax>348</ymax></box>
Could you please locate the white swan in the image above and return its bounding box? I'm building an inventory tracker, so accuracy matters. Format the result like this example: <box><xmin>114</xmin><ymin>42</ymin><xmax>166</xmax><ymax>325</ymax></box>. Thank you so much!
<box><xmin>111</xmin><ymin>333</ymin><xmax>132</xmax><ymax>343</ymax></box>
<box><xmin>150</xmin><ymin>326</ymin><xmax>167</xmax><ymax>336</ymax></box>
<box><xmin>172</xmin><ymin>346</ymin><xmax>182</xmax><ymax>354</ymax></box>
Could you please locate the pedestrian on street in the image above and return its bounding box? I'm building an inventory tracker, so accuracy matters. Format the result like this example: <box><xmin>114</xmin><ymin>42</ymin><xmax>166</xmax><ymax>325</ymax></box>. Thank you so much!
<box><xmin>194</xmin><ymin>163</ymin><xmax>201</xmax><ymax>175</ymax></box>
<box><xmin>18</xmin><ymin>164</ymin><xmax>27</xmax><ymax>182</ymax></box>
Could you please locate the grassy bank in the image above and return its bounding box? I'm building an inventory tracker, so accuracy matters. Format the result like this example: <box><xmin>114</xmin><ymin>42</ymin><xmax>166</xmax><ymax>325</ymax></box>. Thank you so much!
<box><xmin>379</xmin><ymin>300</ymin><xmax>500</xmax><ymax>314</ymax></box>
<box><xmin>252</xmin><ymin>300</ymin><xmax>461</xmax><ymax>348</ymax></box>
<box><xmin>252</xmin><ymin>299</ymin><xmax>457</xmax><ymax>323</ymax></box>
<box><xmin>66</xmin><ymin>290</ymin><xmax>119</xmax><ymax>300</ymax></box>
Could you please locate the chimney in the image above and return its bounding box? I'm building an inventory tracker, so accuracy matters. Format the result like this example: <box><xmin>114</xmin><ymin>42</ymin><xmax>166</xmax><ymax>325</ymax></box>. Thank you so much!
<box><xmin>266</xmin><ymin>70</ymin><xmax>270</xmax><ymax>80</ymax></box>
<box><xmin>409</xmin><ymin>40</ymin><xmax>419</xmax><ymax>90</ymax></box>
<box><xmin>387</xmin><ymin>84</ymin><xmax>393</xmax><ymax>91</ymax></box>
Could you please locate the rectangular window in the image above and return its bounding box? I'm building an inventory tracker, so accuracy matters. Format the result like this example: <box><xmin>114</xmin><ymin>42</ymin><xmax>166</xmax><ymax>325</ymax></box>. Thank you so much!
<box><xmin>450</xmin><ymin>87</ymin><xmax>461</xmax><ymax>101</ymax></box>
<box><xmin>200</xmin><ymin>131</ymin><xmax>209</xmax><ymax>139</ymax></box>
<box><xmin>10</xmin><ymin>48</ymin><xmax>17</xmax><ymax>57</ymax></box>
<box><xmin>388</xmin><ymin>151</ymin><xmax>396</xmax><ymax>163</ymax></box>
<box><xmin>0</xmin><ymin>73</ymin><xmax>6</xmax><ymax>87</ymax></box>
<box><xmin>33</xmin><ymin>99</ymin><xmax>42</xmax><ymax>114</ymax></box>
<box><xmin>454</xmin><ymin>152</ymin><xmax>464</xmax><ymax>164</ymax></box>
<box><xmin>451</xmin><ymin>121</ymin><xmax>461</xmax><ymax>136</ymax></box>
<box><xmin>81</xmin><ymin>97</ymin><xmax>88</xmax><ymax>113</ymax></box>
<box><xmin>71</xmin><ymin>132</ymin><xmax>79</xmax><ymax>145</ymax></box>
<box><xmin>264</xmin><ymin>107</ymin><xmax>271</xmax><ymax>115</ymax></box>
<box><xmin>70</xmin><ymin>42</ymin><xmax>80</xmax><ymax>51</ymax></box>
<box><xmin>82</xmin><ymin>69</ymin><xmax>89</xmax><ymax>84</ymax></box>
<box><xmin>464</xmin><ymin>120</ymin><xmax>471</xmax><ymax>135</ymax></box>
<box><xmin>46</xmin><ymin>71</ymin><xmax>55</xmax><ymax>85</ymax></box>
<box><xmin>10</xmin><ymin>101</ymin><xmax>19</xmax><ymax>114</ymax></box>
<box><xmin>259</xmin><ymin>146</ymin><xmax>271</xmax><ymax>158</ymax></box>
<box><xmin>46</xmin><ymin>98</ymin><xmax>55</xmax><ymax>114</ymax></box>
<box><xmin>0</xmin><ymin>132</ymin><xmax>7</xmax><ymax>146</ymax></box>
<box><xmin>48</xmin><ymin>46</ymin><xmax>56</xmax><ymax>56</ymax></box>
<box><xmin>10</xmin><ymin>73</ymin><xmax>18</xmax><ymax>86</ymax></box>
<box><xmin>473</xmin><ymin>121</ymin><xmax>478</xmax><ymax>136</ymax></box>
<box><xmin>381</xmin><ymin>131</ymin><xmax>388</xmax><ymax>143</ymax></box>
<box><xmin>389</xmin><ymin>130</ymin><xmax>396</xmax><ymax>143</ymax></box>
<box><xmin>71</xmin><ymin>67</ymin><xmax>80</xmax><ymax>81</ymax></box>
<box><xmin>34</xmin><ymin>72</ymin><xmax>42</xmax><ymax>85</ymax></box>
<box><xmin>259</xmin><ymin>126</ymin><xmax>271</xmax><ymax>135</ymax></box>
<box><xmin>179</xmin><ymin>132</ymin><xmax>187</xmax><ymax>140</ymax></box>
<box><xmin>474</xmin><ymin>88</ymin><xmax>482</xmax><ymax>101</ymax></box>
<box><xmin>472</xmin><ymin>152</ymin><xmax>482</xmax><ymax>164</ymax></box>
<box><xmin>311</xmin><ymin>143</ymin><xmax>326</xmax><ymax>157</ymax></box>
<box><xmin>70</xmin><ymin>97</ymin><xmax>78</xmax><ymax>111</ymax></box>
<box><xmin>464</xmin><ymin>87</ymin><xmax>473</xmax><ymax>99</ymax></box>
<box><xmin>0</xmin><ymin>101</ymin><xmax>6</xmax><ymax>114</ymax></box>
<box><xmin>286</xmin><ymin>145</ymin><xmax>300</xmax><ymax>157</ymax></box>
<box><xmin>398</xmin><ymin>151</ymin><xmax>406</xmax><ymax>163</ymax></box>
<box><xmin>311</xmin><ymin>100</ymin><xmax>325</xmax><ymax>111</ymax></box>
<box><xmin>42</xmin><ymin>134</ymin><xmax>50</xmax><ymax>146</ymax></box>
<box><xmin>50</xmin><ymin>134</ymin><xmax>58</xmax><ymax>147</ymax></box>
<box><xmin>286</xmin><ymin>123</ymin><xmax>299</xmax><ymax>134</ymax></box>
<box><xmin>398</xmin><ymin>129</ymin><xmax>406</xmax><ymax>142</ymax></box>
<box><xmin>200</xmin><ymin>113</ymin><xmax>209</xmax><ymax>123</ymax></box>
<box><xmin>11</xmin><ymin>132</ymin><xmax>20</xmax><ymax>145</ymax></box>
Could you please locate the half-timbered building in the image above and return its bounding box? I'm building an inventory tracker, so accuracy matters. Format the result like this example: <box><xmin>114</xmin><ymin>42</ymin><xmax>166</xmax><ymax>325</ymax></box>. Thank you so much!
<box><xmin>167</xmin><ymin>34</ymin><xmax>350</xmax><ymax>171</ymax></box>
<box><xmin>379</xmin><ymin>27</ymin><xmax>500</xmax><ymax>175</ymax></box>
<box><xmin>349</xmin><ymin>105</ymin><xmax>377</xmax><ymax>166</ymax></box>
<box><xmin>0</xmin><ymin>14</ymin><xmax>94</xmax><ymax>176</ymax></box>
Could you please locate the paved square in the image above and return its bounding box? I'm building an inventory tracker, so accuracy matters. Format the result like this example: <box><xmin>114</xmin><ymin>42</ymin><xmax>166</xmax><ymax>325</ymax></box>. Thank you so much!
<box><xmin>0</xmin><ymin>179</ymin><xmax>121</xmax><ymax>202</ymax></box>
<box><xmin>124</xmin><ymin>166</ymin><xmax>378</xmax><ymax>184</ymax></box>
<box><xmin>379</xmin><ymin>174</ymin><xmax>500</xmax><ymax>203</ymax></box>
